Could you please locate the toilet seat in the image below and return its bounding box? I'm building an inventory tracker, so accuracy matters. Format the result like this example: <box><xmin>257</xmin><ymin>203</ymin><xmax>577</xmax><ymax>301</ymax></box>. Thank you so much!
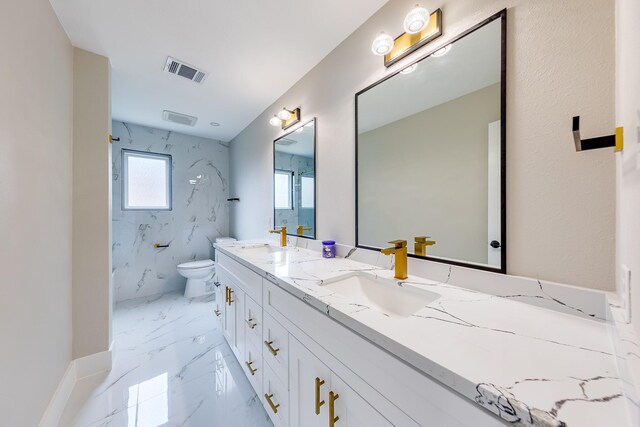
<box><xmin>177</xmin><ymin>259</ymin><xmax>214</xmax><ymax>270</ymax></box>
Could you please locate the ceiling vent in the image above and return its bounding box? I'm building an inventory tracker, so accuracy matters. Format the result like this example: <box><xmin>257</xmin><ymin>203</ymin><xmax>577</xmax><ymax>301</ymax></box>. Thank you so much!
<box><xmin>162</xmin><ymin>110</ymin><xmax>198</xmax><ymax>127</ymax></box>
<box><xmin>164</xmin><ymin>56</ymin><xmax>207</xmax><ymax>84</ymax></box>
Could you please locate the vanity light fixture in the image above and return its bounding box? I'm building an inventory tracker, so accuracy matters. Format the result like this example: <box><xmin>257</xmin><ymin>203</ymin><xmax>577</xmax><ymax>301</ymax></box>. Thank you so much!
<box><xmin>404</xmin><ymin>4</ymin><xmax>430</xmax><ymax>34</ymax></box>
<box><xmin>400</xmin><ymin>63</ymin><xmax>418</xmax><ymax>74</ymax></box>
<box><xmin>371</xmin><ymin>32</ymin><xmax>395</xmax><ymax>56</ymax></box>
<box><xmin>269</xmin><ymin>107</ymin><xmax>301</xmax><ymax>130</ymax></box>
<box><xmin>372</xmin><ymin>7</ymin><xmax>442</xmax><ymax>68</ymax></box>
<box><xmin>277</xmin><ymin>108</ymin><xmax>294</xmax><ymax>121</ymax></box>
<box><xmin>432</xmin><ymin>44</ymin><xmax>452</xmax><ymax>57</ymax></box>
<box><xmin>269</xmin><ymin>116</ymin><xmax>282</xmax><ymax>127</ymax></box>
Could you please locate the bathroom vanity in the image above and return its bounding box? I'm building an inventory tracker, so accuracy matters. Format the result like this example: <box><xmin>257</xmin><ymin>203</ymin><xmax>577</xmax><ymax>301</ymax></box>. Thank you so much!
<box><xmin>212</xmin><ymin>240</ymin><xmax>632</xmax><ymax>427</ymax></box>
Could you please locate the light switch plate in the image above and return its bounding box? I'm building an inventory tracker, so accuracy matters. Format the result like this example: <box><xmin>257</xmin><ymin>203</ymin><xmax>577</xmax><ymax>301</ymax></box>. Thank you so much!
<box><xmin>622</xmin><ymin>264</ymin><xmax>631</xmax><ymax>323</ymax></box>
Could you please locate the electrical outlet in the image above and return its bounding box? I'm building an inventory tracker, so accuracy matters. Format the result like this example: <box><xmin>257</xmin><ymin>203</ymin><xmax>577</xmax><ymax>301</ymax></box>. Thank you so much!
<box><xmin>622</xmin><ymin>265</ymin><xmax>631</xmax><ymax>323</ymax></box>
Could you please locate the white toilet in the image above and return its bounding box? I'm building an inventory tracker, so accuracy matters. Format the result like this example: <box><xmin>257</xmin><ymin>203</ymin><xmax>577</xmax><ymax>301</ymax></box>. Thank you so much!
<box><xmin>177</xmin><ymin>259</ymin><xmax>215</xmax><ymax>298</ymax></box>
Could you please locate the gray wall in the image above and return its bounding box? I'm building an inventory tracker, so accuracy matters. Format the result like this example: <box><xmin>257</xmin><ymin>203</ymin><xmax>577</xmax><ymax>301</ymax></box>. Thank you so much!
<box><xmin>0</xmin><ymin>0</ymin><xmax>74</xmax><ymax>424</ymax></box>
<box><xmin>230</xmin><ymin>0</ymin><xmax>615</xmax><ymax>291</ymax></box>
<box><xmin>72</xmin><ymin>48</ymin><xmax>112</xmax><ymax>359</ymax></box>
<box><xmin>112</xmin><ymin>121</ymin><xmax>230</xmax><ymax>301</ymax></box>
<box><xmin>358</xmin><ymin>84</ymin><xmax>500</xmax><ymax>264</ymax></box>
<box><xmin>616</xmin><ymin>0</ymin><xmax>640</xmax><ymax>336</ymax></box>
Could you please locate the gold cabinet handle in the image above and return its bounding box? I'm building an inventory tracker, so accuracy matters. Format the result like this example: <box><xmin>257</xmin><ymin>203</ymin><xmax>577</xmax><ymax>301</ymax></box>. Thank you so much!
<box><xmin>265</xmin><ymin>393</ymin><xmax>280</xmax><ymax>414</ymax></box>
<box><xmin>214</xmin><ymin>309</ymin><xmax>221</xmax><ymax>317</ymax></box>
<box><xmin>245</xmin><ymin>360</ymin><xmax>257</xmax><ymax>376</ymax></box>
<box><xmin>228</xmin><ymin>288</ymin><xmax>234</xmax><ymax>306</ymax></box>
<box><xmin>225</xmin><ymin>287</ymin><xmax>229</xmax><ymax>304</ymax></box>
<box><xmin>329</xmin><ymin>391</ymin><xmax>340</xmax><ymax>427</ymax></box>
<box><xmin>246</xmin><ymin>318</ymin><xmax>257</xmax><ymax>329</ymax></box>
<box><xmin>315</xmin><ymin>377</ymin><xmax>325</xmax><ymax>415</ymax></box>
<box><xmin>264</xmin><ymin>340</ymin><xmax>280</xmax><ymax>357</ymax></box>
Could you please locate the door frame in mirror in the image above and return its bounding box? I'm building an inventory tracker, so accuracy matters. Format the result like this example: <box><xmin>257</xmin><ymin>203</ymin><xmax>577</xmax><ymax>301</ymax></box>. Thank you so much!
<box><xmin>354</xmin><ymin>9</ymin><xmax>507</xmax><ymax>274</ymax></box>
<box><xmin>273</xmin><ymin>117</ymin><xmax>318</xmax><ymax>240</ymax></box>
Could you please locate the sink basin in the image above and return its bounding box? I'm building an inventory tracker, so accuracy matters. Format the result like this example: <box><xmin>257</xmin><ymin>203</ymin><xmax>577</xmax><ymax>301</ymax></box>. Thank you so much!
<box><xmin>322</xmin><ymin>273</ymin><xmax>439</xmax><ymax>318</ymax></box>
<box><xmin>237</xmin><ymin>244</ymin><xmax>284</xmax><ymax>256</ymax></box>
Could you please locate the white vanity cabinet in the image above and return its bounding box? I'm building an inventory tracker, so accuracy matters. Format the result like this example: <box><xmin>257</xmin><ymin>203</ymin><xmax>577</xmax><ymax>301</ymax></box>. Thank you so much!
<box><xmin>289</xmin><ymin>337</ymin><xmax>390</xmax><ymax>427</ymax></box>
<box><xmin>215</xmin><ymin>251</ymin><xmax>503</xmax><ymax>427</ymax></box>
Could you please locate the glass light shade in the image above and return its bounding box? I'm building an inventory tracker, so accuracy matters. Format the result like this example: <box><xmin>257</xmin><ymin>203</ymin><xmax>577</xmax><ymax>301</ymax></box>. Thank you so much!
<box><xmin>432</xmin><ymin>44</ymin><xmax>452</xmax><ymax>57</ymax></box>
<box><xmin>277</xmin><ymin>109</ymin><xmax>292</xmax><ymax>120</ymax></box>
<box><xmin>269</xmin><ymin>116</ymin><xmax>282</xmax><ymax>127</ymax></box>
<box><xmin>404</xmin><ymin>5</ymin><xmax>430</xmax><ymax>34</ymax></box>
<box><xmin>400</xmin><ymin>63</ymin><xmax>418</xmax><ymax>74</ymax></box>
<box><xmin>371</xmin><ymin>32</ymin><xmax>395</xmax><ymax>56</ymax></box>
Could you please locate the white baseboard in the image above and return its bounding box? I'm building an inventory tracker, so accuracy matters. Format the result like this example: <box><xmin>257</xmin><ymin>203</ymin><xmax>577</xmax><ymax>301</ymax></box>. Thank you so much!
<box><xmin>38</xmin><ymin>341</ymin><xmax>115</xmax><ymax>427</ymax></box>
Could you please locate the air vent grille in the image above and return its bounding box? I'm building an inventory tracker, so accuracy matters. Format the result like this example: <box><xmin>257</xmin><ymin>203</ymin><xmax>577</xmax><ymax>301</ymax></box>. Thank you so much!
<box><xmin>164</xmin><ymin>57</ymin><xmax>208</xmax><ymax>84</ymax></box>
<box><xmin>277</xmin><ymin>138</ymin><xmax>297</xmax><ymax>146</ymax></box>
<box><xmin>162</xmin><ymin>110</ymin><xmax>198</xmax><ymax>127</ymax></box>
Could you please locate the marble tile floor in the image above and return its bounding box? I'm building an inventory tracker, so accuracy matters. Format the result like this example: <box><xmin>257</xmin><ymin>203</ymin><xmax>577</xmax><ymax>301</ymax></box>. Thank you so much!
<box><xmin>59</xmin><ymin>292</ymin><xmax>273</xmax><ymax>427</ymax></box>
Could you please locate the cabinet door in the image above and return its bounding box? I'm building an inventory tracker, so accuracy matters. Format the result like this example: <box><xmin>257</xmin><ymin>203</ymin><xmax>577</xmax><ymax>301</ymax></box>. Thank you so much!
<box><xmin>222</xmin><ymin>284</ymin><xmax>236</xmax><ymax>347</ymax></box>
<box><xmin>329</xmin><ymin>374</ymin><xmax>392</xmax><ymax>427</ymax></box>
<box><xmin>289</xmin><ymin>337</ymin><xmax>332</xmax><ymax>427</ymax></box>
<box><xmin>233</xmin><ymin>287</ymin><xmax>246</xmax><ymax>361</ymax></box>
<box><xmin>213</xmin><ymin>283</ymin><xmax>224</xmax><ymax>326</ymax></box>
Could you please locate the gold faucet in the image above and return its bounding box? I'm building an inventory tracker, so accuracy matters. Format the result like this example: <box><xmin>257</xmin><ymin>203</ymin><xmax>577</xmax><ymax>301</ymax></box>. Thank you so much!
<box><xmin>381</xmin><ymin>240</ymin><xmax>408</xmax><ymax>280</ymax></box>
<box><xmin>296</xmin><ymin>225</ymin><xmax>312</xmax><ymax>236</ymax></box>
<box><xmin>414</xmin><ymin>236</ymin><xmax>436</xmax><ymax>256</ymax></box>
<box><xmin>269</xmin><ymin>227</ymin><xmax>287</xmax><ymax>247</ymax></box>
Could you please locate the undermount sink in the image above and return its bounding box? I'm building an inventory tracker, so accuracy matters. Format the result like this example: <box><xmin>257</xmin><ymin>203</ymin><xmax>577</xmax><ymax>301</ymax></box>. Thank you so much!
<box><xmin>322</xmin><ymin>273</ymin><xmax>439</xmax><ymax>318</ymax></box>
<box><xmin>237</xmin><ymin>244</ymin><xmax>284</xmax><ymax>256</ymax></box>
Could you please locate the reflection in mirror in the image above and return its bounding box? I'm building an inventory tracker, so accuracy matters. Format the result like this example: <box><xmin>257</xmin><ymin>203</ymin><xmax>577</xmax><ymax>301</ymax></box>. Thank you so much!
<box><xmin>356</xmin><ymin>12</ymin><xmax>505</xmax><ymax>272</ymax></box>
<box><xmin>274</xmin><ymin>118</ymin><xmax>316</xmax><ymax>239</ymax></box>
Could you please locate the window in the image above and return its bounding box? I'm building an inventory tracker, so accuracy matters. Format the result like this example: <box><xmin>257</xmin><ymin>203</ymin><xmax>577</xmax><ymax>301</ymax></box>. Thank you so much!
<box><xmin>300</xmin><ymin>176</ymin><xmax>314</xmax><ymax>208</ymax></box>
<box><xmin>122</xmin><ymin>150</ymin><xmax>172</xmax><ymax>210</ymax></box>
<box><xmin>274</xmin><ymin>170</ymin><xmax>294</xmax><ymax>210</ymax></box>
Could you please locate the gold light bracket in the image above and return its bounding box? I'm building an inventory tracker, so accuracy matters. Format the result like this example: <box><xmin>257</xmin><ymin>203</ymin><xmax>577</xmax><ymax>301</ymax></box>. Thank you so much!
<box><xmin>384</xmin><ymin>9</ymin><xmax>442</xmax><ymax>67</ymax></box>
<box><xmin>281</xmin><ymin>108</ymin><xmax>301</xmax><ymax>130</ymax></box>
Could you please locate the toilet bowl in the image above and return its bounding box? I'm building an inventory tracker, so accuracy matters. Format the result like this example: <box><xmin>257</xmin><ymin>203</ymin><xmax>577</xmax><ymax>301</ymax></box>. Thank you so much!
<box><xmin>177</xmin><ymin>259</ymin><xmax>215</xmax><ymax>298</ymax></box>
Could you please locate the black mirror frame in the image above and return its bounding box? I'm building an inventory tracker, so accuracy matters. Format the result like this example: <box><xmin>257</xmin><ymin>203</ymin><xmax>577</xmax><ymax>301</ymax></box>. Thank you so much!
<box><xmin>354</xmin><ymin>9</ymin><xmax>507</xmax><ymax>274</ymax></box>
<box><xmin>273</xmin><ymin>117</ymin><xmax>318</xmax><ymax>240</ymax></box>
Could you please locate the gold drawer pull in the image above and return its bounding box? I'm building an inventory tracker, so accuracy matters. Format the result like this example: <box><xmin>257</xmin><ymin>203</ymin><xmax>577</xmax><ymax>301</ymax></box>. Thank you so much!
<box><xmin>214</xmin><ymin>309</ymin><xmax>221</xmax><ymax>317</ymax></box>
<box><xmin>245</xmin><ymin>360</ymin><xmax>257</xmax><ymax>376</ymax></box>
<box><xmin>246</xmin><ymin>318</ymin><xmax>257</xmax><ymax>329</ymax></box>
<box><xmin>225</xmin><ymin>287</ymin><xmax>230</xmax><ymax>304</ymax></box>
<box><xmin>227</xmin><ymin>288</ymin><xmax>234</xmax><ymax>306</ymax></box>
<box><xmin>265</xmin><ymin>393</ymin><xmax>280</xmax><ymax>414</ymax></box>
<box><xmin>315</xmin><ymin>377</ymin><xmax>325</xmax><ymax>415</ymax></box>
<box><xmin>329</xmin><ymin>391</ymin><xmax>340</xmax><ymax>427</ymax></box>
<box><xmin>264</xmin><ymin>340</ymin><xmax>280</xmax><ymax>357</ymax></box>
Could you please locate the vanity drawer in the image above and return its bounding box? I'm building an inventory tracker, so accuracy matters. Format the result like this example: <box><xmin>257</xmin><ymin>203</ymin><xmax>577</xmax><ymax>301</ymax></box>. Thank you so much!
<box><xmin>263</xmin><ymin>311</ymin><xmax>289</xmax><ymax>385</ymax></box>
<box><xmin>217</xmin><ymin>253</ymin><xmax>263</xmax><ymax>303</ymax></box>
<box><xmin>263</xmin><ymin>361</ymin><xmax>289</xmax><ymax>427</ymax></box>
<box><xmin>244</xmin><ymin>295</ymin><xmax>263</xmax><ymax>349</ymax></box>
<box><xmin>243</xmin><ymin>339</ymin><xmax>263</xmax><ymax>397</ymax></box>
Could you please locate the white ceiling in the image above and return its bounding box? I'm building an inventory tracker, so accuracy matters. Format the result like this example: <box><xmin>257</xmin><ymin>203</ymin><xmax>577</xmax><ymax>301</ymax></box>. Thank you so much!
<box><xmin>358</xmin><ymin>18</ymin><xmax>501</xmax><ymax>133</ymax></box>
<box><xmin>49</xmin><ymin>0</ymin><xmax>389</xmax><ymax>142</ymax></box>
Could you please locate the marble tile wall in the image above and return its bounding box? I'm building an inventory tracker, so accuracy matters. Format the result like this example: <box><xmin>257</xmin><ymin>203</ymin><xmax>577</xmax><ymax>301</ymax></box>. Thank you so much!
<box><xmin>112</xmin><ymin>121</ymin><xmax>229</xmax><ymax>301</ymax></box>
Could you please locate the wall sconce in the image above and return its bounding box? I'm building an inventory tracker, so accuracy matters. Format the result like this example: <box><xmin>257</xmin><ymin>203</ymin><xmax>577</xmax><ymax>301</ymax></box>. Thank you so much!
<box><xmin>371</xmin><ymin>4</ymin><xmax>442</xmax><ymax>68</ymax></box>
<box><xmin>269</xmin><ymin>107</ymin><xmax>301</xmax><ymax>130</ymax></box>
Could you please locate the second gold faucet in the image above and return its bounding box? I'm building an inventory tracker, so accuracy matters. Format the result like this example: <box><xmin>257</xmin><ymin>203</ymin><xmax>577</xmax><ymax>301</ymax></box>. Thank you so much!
<box><xmin>269</xmin><ymin>226</ymin><xmax>287</xmax><ymax>247</ymax></box>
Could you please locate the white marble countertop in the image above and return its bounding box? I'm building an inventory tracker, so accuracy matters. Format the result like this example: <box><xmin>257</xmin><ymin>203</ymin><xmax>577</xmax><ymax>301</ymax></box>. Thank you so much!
<box><xmin>214</xmin><ymin>240</ymin><xmax>631</xmax><ymax>427</ymax></box>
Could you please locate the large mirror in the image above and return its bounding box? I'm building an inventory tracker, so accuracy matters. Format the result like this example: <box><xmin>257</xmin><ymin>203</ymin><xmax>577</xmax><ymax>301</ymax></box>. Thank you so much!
<box><xmin>356</xmin><ymin>11</ymin><xmax>506</xmax><ymax>272</ymax></box>
<box><xmin>274</xmin><ymin>118</ymin><xmax>317</xmax><ymax>239</ymax></box>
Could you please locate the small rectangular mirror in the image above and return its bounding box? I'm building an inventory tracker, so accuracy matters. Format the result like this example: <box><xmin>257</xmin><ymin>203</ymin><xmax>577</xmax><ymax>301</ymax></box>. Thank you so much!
<box><xmin>356</xmin><ymin>11</ymin><xmax>506</xmax><ymax>272</ymax></box>
<box><xmin>274</xmin><ymin>118</ymin><xmax>317</xmax><ymax>239</ymax></box>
